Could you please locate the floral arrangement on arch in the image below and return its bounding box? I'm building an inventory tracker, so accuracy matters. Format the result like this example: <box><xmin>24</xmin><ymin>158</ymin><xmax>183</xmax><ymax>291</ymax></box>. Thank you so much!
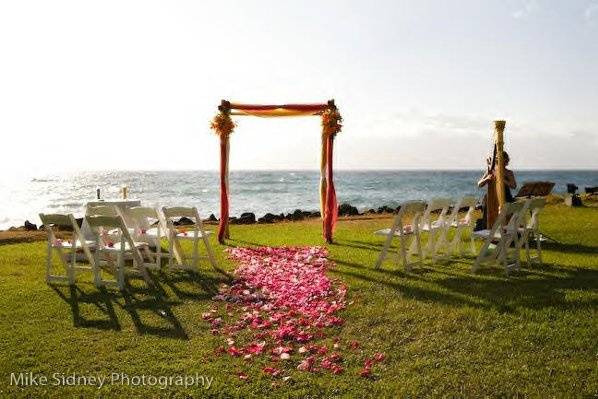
<box><xmin>321</xmin><ymin>106</ymin><xmax>342</xmax><ymax>138</ymax></box>
<box><xmin>211</xmin><ymin>111</ymin><xmax>236</xmax><ymax>138</ymax></box>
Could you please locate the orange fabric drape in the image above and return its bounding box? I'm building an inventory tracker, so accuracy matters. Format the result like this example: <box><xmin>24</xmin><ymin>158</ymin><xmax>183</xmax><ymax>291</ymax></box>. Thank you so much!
<box><xmin>229</xmin><ymin>103</ymin><xmax>328</xmax><ymax>112</ymax></box>
<box><xmin>218</xmin><ymin>136</ymin><xmax>230</xmax><ymax>244</ymax></box>
<box><xmin>323</xmin><ymin>135</ymin><xmax>338</xmax><ymax>243</ymax></box>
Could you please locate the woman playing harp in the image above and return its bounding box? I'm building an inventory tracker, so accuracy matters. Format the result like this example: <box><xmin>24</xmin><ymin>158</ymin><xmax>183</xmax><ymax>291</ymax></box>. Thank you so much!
<box><xmin>477</xmin><ymin>150</ymin><xmax>517</xmax><ymax>229</ymax></box>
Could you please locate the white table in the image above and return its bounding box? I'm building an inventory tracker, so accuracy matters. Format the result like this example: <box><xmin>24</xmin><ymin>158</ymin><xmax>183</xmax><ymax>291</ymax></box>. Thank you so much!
<box><xmin>81</xmin><ymin>199</ymin><xmax>142</xmax><ymax>239</ymax></box>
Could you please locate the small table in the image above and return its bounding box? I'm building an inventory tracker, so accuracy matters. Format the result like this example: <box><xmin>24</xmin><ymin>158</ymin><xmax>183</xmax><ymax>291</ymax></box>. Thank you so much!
<box><xmin>81</xmin><ymin>199</ymin><xmax>142</xmax><ymax>239</ymax></box>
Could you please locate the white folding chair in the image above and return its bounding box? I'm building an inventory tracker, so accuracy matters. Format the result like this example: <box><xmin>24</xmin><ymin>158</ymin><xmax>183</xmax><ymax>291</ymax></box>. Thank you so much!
<box><xmin>39</xmin><ymin>213</ymin><xmax>97</xmax><ymax>285</ymax></box>
<box><xmin>435</xmin><ymin>196</ymin><xmax>477</xmax><ymax>257</ymax></box>
<box><xmin>417</xmin><ymin>198</ymin><xmax>451</xmax><ymax>262</ymax></box>
<box><xmin>472</xmin><ymin>201</ymin><xmax>529</xmax><ymax>275</ymax></box>
<box><xmin>86</xmin><ymin>215</ymin><xmax>152</xmax><ymax>290</ymax></box>
<box><xmin>128</xmin><ymin>207</ymin><xmax>165</xmax><ymax>270</ymax></box>
<box><xmin>519</xmin><ymin>198</ymin><xmax>546</xmax><ymax>267</ymax></box>
<box><xmin>162</xmin><ymin>207</ymin><xmax>218</xmax><ymax>271</ymax></box>
<box><xmin>374</xmin><ymin>200</ymin><xmax>426</xmax><ymax>272</ymax></box>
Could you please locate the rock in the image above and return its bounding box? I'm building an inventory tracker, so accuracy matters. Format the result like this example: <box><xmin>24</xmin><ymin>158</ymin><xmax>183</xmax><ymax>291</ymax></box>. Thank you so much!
<box><xmin>585</xmin><ymin>186</ymin><xmax>598</xmax><ymax>195</ymax></box>
<box><xmin>377</xmin><ymin>205</ymin><xmax>394</xmax><ymax>214</ymax></box>
<box><xmin>208</xmin><ymin>213</ymin><xmax>218</xmax><ymax>222</ymax></box>
<box><xmin>288</xmin><ymin>209</ymin><xmax>305</xmax><ymax>221</ymax></box>
<box><xmin>228</xmin><ymin>216</ymin><xmax>239</xmax><ymax>224</ymax></box>
<box><xmin>310</xmin><ymin>211</ymin><xmax>321</xmax><ymax>218</ymax></box>
<box><xmin>258</xmin><ymin>213</ymin><xmax>279</xmax><ymax>224</ymax></box>
<box><xmin>367</xmin><ymin>209</ymin><xmax>376</xmax><ymax>214</ymax></box>
<box><xmin>178</xmin><ymin>217</ymin><xmax>194</xmax><ymax>226</ymax></box>
<box><xmin>338</xmin><ymin>203</ymin><xmax>359</xmax><ymax>216</ymax></box>
<box><xmin>75</xmin><ymin>218</ymin><xmax>83</xmax><ymax>227</ymax></box>
<box><xmin>564</xmin><ymin>194</ymin><xmax>583</xmax><ymax>207</ymax></box>
<box><xmin>237</xmin><ymin>212</ymin><xmax>256</xmax><ymax>224</ymax></box>
<box><xmin>23</xmin><ymin>220</ymin><xmax>37</xmax><ymax>231</ymax></box>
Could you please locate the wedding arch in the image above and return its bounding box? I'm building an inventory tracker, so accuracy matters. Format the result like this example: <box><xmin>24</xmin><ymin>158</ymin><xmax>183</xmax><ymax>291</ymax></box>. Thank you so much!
<box><xmin>211</xmin><ymin>99</ymin><xmax>342</xmax><ymax>244</ymax></box>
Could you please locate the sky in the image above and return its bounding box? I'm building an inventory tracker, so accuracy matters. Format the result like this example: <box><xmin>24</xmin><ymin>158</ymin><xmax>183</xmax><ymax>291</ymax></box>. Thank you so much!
<box><xmin>1</xmin><ymin>0</ymin><xmax>597</xmax><ymax>174</ymax></box>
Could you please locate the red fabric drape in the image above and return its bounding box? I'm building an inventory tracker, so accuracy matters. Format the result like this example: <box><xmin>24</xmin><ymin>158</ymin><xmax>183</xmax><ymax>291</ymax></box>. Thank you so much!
<box><xmin>323</xmin><ymin>135</ymin><xmax>338</xmax><ymax>243</ymax></box>
<box><xmin>229</xmin><ymin>103</ymin><xmax>328</xmax><ymax>112</ymax></box>
<box><xmin>218</xmin><ymin>136</ymin><xmax>229</xmax><ymax>244</ymax></box>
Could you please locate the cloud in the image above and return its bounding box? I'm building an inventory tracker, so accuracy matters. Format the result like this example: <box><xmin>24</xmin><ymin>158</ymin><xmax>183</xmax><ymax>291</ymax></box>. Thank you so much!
<box><xmin>512</xmin><ymin>0</ymin><xmax>539</xmax><ymax>19</ymax></box>
<box><xmin>584</xmin><ymin>2</ymin><xmax>598</xmax><ymax>21</ymax></box>
<box><xmin>339</xmin><ymin>112</ymin><xmax>598</xmax><ymax>169</ymax></box>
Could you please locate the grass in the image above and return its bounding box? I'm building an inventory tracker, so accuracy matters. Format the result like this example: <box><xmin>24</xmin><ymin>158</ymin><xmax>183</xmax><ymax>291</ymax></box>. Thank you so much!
<box><xmin>0</xmin><ymin>203</ymin><xmax>597</xmax><ymax>398</ymax></box>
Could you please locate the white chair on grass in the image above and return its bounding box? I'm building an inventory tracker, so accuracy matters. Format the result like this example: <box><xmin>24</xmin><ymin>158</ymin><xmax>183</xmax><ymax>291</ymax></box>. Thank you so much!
<box><xmin>39</xmin><ymin>213</ymin><xmax>97</xmax><ymax>285</ymax></box>
<box><xmin>518</xmin><ymin>198</ymin><xmax>546</xmax><ymax>267</ymax></box>
<box><xmin>417</xmin><ymin>198</ymin><xmax>451</xmax><ymax>262</ymax></box>
<box><xmin>128</xmin><ymin>206</ymin><xmax>166</xmax><ymax>270</ymax></box>
<box><xmin>434</xmin><ymin>196</ymin><xmax>477</xmax><ymax>257</ymax></box>
<box><xmin>374</xmin><ymin>200</ymin><xmax>426</xmax><ymax>272</ymax></box>
<box><xmin>86</xmin><ymin>215</ymin><xmax>153</xmax><ymax>290</ymax></box>
<box><xmin>472</xmin><ymin>201</ymin><xmax>529</xmax><ymax>275</ymax></box>
<box><xmin>162</xmin><ymin>207</ymin><xmax>218</xmax><ymax>272</ymax></box>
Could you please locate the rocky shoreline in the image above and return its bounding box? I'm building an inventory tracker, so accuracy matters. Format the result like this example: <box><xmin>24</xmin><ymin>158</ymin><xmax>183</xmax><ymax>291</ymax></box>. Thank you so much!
<box><xmin>2</xmin><ymin>203</ymin><xmax>395</xmax><ymax>233</ymax></box>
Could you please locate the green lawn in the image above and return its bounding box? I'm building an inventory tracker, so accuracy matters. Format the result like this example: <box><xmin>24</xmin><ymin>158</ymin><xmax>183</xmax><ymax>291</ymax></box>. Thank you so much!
<box><xmin>1</xmin><ymin>203</ymin><xmax>597</xmax><ymax>398</ymax></box>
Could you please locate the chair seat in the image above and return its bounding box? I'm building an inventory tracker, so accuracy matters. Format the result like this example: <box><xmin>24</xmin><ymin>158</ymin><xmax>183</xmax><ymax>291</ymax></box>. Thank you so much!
<box><xmin>137</xmin><ymin>227</ymin><xmax>162</xmax><ymax>238</ymax></box>
<box><xmin>420</xmin><ymin>220</ymin><xmax>444</xmax><ymax>231</ymax></box>
<box><xmin>451</xmin><ymin>219</ymin><xmax>470</xmax><ymax>227</ymax></box>
<box><xmin>174</xmin><ymin>230</ymin><xmax>212</xmax><ymax>239</ymax></box>
<box><xmin>472</xmin><ymin>229</ymin><xmax>502</xmax><ymax>240</ymax></box>
<box><xmin>374</xmin><ymin>225</ymin><xmax>415</xmax><ymax>237</ymax></box>
<box><xmin>52</xmin><ymin>240</ymin><xmax>96</xmax><ymax>249</ymax></box>
<box><xmin>103</xmin><ymin>241</ymin><xmax>148</xmax><ymax>251</ymax></box>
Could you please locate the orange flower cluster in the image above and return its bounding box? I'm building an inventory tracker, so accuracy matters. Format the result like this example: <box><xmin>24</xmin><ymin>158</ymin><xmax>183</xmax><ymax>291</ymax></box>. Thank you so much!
<box><xmin>321</xmin><ymin>107</ymin><xmax>342</xmax><ymax>138</ymax></box>
<box><xmin>211</xmin><ymin>112</ymin><xmax>236</xmax><ymax>138</ymax></box>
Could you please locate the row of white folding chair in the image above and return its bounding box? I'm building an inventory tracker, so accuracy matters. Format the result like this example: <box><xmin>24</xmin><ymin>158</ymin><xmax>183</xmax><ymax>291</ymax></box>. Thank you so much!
<box><xmin>472</xmin><ymin>198</ymin><xmax>545</xmax><ymax>275</ymax></box>
<box><xmin>374</xmin><ymin>197</ymin><xmax>478</xmax><ymax>271</ymax></box>
<box><xmin>87</xmin><ymin>205</ymin><xmax>218</xmax><ymax>271</ymax></box>
<box><xmin>40</xmin><ymin>206</ymin><xmax>217</xmax><ymax>290</ymax></box>
<box><xmin>411</xmin><ymin>196</ymin><xmax>478</xmax><ymax>262</ymax></box>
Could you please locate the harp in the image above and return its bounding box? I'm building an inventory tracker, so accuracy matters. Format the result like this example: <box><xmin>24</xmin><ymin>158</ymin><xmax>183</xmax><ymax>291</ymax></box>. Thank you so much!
<box><xmin>486</xmin><ymin>120</ymin><xmax>506</xmax><ymax>227</ymax></box>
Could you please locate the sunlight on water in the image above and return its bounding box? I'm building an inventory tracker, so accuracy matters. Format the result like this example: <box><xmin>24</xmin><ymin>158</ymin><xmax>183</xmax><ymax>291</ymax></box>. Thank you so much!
<box><xmin>0</xmin><ymin>170</ymin><xmax>596</xmax><ymax>229</ymax></box>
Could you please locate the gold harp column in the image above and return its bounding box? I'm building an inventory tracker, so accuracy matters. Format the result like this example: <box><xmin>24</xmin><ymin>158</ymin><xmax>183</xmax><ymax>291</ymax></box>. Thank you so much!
<box><xmin>494</xmin><ymin>120</ymin><xmax>506</xmax><ymax>209</ymax></box>
<box><xmin>319</xmin><ymin>133</ymin><xmax>328</xmax><ymax>219</ymax></box>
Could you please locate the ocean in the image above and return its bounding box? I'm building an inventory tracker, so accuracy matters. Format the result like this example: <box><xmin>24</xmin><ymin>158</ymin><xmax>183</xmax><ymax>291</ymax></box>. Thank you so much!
<box><xmin>1</xmin><ymin>170</ymin><xmax>596</xmax><ymax>230</ymax></box>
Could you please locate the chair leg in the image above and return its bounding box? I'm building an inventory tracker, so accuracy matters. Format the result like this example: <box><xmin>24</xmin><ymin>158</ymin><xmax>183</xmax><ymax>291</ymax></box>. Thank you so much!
<box><xmin>93</xmin><ymin>250</ymin><xmax>102</xmax><ymax>288</ymax></box>
<box><xmin>202</xmin><ymin>235</ymin><xmax>218</xmax><ymax>270</ymax></box>
<box><xmin>536</xmin><ymin>234</ymin><xmax>543</xmax><ymax>265</ymax></box>
<box><xmin>69</xmin><ymin>247</ymin><xmax>76</xmax><ymax>285</ymax></box>
<box><xmin>415</xmin><ymin>230</ymin><xmax>423</xmax><ymax>267</ymax></box>
<box><xmin>168</xmin><ymin>239</ymin><xmax>174</xmax><ymax>269</ymax></box>
<box><xmin>46</xmin><ymin>242</ymin><xmax>52</xmax><ymax>283</ymax></box>
<box><xmin>192</xmin><ymin>238</ymin><xmax>199</xmax><ymax>270</ymax></box>
<box><xmin>375</xmin><ymin>234</ymin><xmax>394</xmax><ymax>269</ymax></box>
<box><xmin>399</xmin><ymin>235</ymin><xmax>409</xmax><ymax>272</ymax></box>
<box><xmin>117</xmin><ymin>252</ymin><xmax>124</xmax><ymax>290</ymax></box>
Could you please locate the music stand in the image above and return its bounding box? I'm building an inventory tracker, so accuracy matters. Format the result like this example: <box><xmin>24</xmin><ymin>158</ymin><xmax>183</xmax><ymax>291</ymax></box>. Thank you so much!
<box><xmin>515</xmin><ymin>181</ymin><xmax>555</xmax><ymax>198</ymax></box>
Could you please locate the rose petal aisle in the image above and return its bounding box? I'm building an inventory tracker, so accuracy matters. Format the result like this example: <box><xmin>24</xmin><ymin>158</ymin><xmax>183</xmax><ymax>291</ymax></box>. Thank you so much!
<box><xmin>202</xmin><ymin>246</ymin><xmax>385</xmax><ymax>381</ymax></box>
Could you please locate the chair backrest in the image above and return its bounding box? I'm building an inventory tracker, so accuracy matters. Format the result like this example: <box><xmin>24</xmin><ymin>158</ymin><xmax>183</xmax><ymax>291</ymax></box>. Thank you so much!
<box><xmin>420</xmin><ymin>198</ymin><xmax>451</xmax><ymax>227</ymax></box>
<box><xmin>526</xmin><ymin>198</ymin><xmax>545</xmax><ymax>230</ymax></box>
<box><xmin>162</xmin><ymin>207</ymin><xmax>198</xmax><ymax>219</ymax></box>
<box><xmin>39</xmin><ymin>213</ymin><xmax>72</xmax><ymax>228</ymax></box>
<box><xmin>87</xmin><ymin>205</ymin><xmax>119</xmax><ymax>217</ymax></box>
<box><xmin>85</xmin><ymin>214</ymin><xmax>144</xmax><ymax>266</ymax></box>
<box><xmin>39</xmin><ymin>213</ymin><xmax>95</xmax><ymax>263</ymax></box>
<box><xmin>447</xmin><ymin>196</ymin><xmax>478</xmax><ymax>226</ymax></box>
<box><xmin>129</xmin><ymin>207</ymin><xmax>159</xmax><ymax>220</ymax></box>
<box><xmin>86</xmin><ymin>215</ymin><xmax>125</xmax><ymax>230</ymax></box>
<box><xmin>393</xmin><ymin>200</ymin><xmax>426</xmax><ymax>231</ymax></box>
